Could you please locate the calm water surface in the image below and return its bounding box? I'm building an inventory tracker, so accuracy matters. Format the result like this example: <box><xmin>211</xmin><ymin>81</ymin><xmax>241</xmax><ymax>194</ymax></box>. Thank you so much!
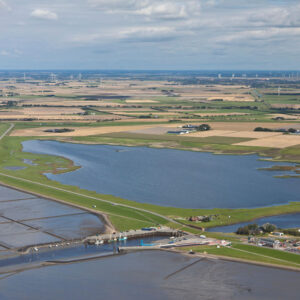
<box><xmin>0</xmin><ymin>251</ymin><xmax>299</xmax><ymax>300</ymax></box>
<box><xmin>22</xmin><ymin>140</ymin><xmax>300</xmax><ymax>209</ymax></box>
<box><xmin>0</xmin><ymin>185</ymin><xmax>104</xmax><ymax>248</ymax></box>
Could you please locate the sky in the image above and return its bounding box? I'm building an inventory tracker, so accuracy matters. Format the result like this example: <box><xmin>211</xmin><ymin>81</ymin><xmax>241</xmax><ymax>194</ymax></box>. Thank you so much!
<box><xmin>0</xmin><ymin>0</ymin><xmax>300</xmax><ymax>70</ymax></box>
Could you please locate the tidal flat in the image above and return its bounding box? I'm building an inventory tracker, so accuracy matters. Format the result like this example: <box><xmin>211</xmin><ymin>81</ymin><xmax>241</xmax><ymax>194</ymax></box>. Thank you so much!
<box><xmin>0</xmin><ymin>251</ymin><xmax>299</xmax><ymax>300</ymax></box>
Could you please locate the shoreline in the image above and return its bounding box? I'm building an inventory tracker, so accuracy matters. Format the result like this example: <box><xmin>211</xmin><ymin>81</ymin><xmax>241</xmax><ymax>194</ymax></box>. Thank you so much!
<box><xmin>1</xmin><ymin>247</ymin><xmax>299</xmax><ymax>277</ymax></box>
<box><xmin>55</xmin><ymin>136</ymin><xmax>299</xmax><ymax>163</ymax></box>
<box><xmin>0</xmin><ymin>181</ymin><xmax>115</xmax><ymax>236</ymax></box>
<box><xmin>0</xmin><ymin>184</ymin><xmax>299</xmax><ymax>275</ymax></box>
<box><xmin>169</xmin><ymin>248</ymin><xmax>300</xmax><ymax>272</ymax></box>
<box><xmin>1</xmin><ymin>167</ymin><xmax>300</xmax><ymax>233</ymax></box>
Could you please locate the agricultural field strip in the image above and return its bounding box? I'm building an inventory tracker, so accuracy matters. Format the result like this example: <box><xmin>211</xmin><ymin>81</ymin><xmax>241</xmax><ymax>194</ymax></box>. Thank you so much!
<box><xmin>234</xmin><ymin>135</ymin><xmax>300</xmax><ymax>148</ymax></box>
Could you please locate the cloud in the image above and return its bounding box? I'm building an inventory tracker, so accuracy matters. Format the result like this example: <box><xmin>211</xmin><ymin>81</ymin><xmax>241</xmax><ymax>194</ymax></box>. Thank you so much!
<box><xmin>31</xmin><ymin>9</ymin><xmax>58</xmax><ymax>20</ymax></box>
<box><xmin>136</xmin><ymin>2</ymin><xmax>188</xmax><ymax>20</ymax></box>
<box><xmin>248</xmin><ymin>5</ymin><xmax>300</xmax><ymax>28</ymax></box>
<box><xmin>71</xmin><ymin>33</ymin><xmax>104</xmax><ymax>44</ymax></box>
<box><xmin>0</xmin><ymin>50</ymin><xmax>9</xmax><ymax>56</ymax></box>
<box><xmin>0</xmin><ymin>0</ymin><xmax>10</xmax><ymax>11</ymax></box>
<box><xmin>70</xmin><ymin>25</ymin><xmax>183</xmax><ymax>45</ymax></box>
<box><xmin>88</xmin><ymin>0</ymin><xmax>201</xmax><ymax>20</ymax></box>
<box><xmin>119</xmin><ymin>26</ymin><xmax>180</xmax><ymax>42</ymax></box>
<box><xmin>87</xmin><ymin>0</ymin><xmax>142</xmax><ymax>10</ymax></box>
<box><xmin>216</xmin><ymin>27</ymin><xmax>300</xmax><ymax>46</ymax></box>
<box><xmin>0</xmin><ymin>49</ymin><xmax>22</xmax><ymax>56</ymax></box>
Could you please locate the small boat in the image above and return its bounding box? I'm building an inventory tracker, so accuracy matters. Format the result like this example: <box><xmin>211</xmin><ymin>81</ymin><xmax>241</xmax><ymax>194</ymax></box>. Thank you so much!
<box><xmin>95</xmin><ymin>240</ymin><xmax>104</xmax><ymax>245</ymax></box>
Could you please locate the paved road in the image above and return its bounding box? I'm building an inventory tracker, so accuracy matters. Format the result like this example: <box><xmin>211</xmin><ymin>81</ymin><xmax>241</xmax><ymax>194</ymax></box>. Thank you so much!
<box><xmin>0</xmin><ymin>172</ymin><xmax>179</xmax><ymax>226</ymax></box>
<box><xmin>0</xmin><ymin>123</ymin><xmax>14</xmax><ymax>141</ymax></box>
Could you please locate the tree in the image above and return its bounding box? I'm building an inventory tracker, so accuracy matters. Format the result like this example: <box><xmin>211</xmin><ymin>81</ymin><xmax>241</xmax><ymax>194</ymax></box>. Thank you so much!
<box><xmin>197</xmin><ymin>124</ymin><xmax>211</xmax><ymax>131</ymax></box>
<box><xmin>236</xmin><ymin>223</ymin><xmax>260</xmax><ymax>235</ymax></box>
<box><xmin>261</xmin><ymin>223</ymin><xmax>277</xmax><ymax>233</ymax></box>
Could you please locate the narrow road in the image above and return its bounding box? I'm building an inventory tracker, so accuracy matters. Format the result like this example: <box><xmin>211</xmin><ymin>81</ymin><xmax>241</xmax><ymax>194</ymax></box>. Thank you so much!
<box><xmin>0</xmin><ymin>123</ymin><xmax>14</xmax><ymax>141</ymax></box>
<box><xmin>0</xmin><ymin>172</ymin><xmax>179</xmax><ymax>226</ymax></box>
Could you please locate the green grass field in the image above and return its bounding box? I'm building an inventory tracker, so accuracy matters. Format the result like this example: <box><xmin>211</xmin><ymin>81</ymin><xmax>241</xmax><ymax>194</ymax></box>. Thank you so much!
<box><xmin>0</xmin><ymin>123</ymin><xmax>11</xmax><ymax>136</ymax></box>
<box><xmin>183</xmin><ymin>243</ymin><xmax>300</xmax><ymax>269</ymax></box>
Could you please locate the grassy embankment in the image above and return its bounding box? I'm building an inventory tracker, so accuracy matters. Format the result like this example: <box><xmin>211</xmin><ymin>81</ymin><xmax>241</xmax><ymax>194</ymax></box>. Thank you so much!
<box><xmin>181</xmin><ymin>243</ymin><xmax>300</xmax><ymax>269</ymax></box>
<box><xmin>0</xmin><ymin>123</ymin><xmax>11</xmax><ymax>136</ymax></box>
<box><xmin>0</xmin><ymin>130</ymin><xmax>300</xmax><ymax>233</ymax></box>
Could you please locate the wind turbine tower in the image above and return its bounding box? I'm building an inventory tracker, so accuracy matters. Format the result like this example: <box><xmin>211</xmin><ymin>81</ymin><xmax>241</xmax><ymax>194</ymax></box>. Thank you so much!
<box><xmin>50</xmin><ymin>73</ymin><xmax>56</xmax><ymax>82</ymax></box>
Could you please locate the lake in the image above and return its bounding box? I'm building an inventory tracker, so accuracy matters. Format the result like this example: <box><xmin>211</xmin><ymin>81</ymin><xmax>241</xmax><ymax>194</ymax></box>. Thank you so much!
<box><xmin>22</xmin><ymin>140</ymin><xmax>300</xmax><ymax>209</ymax></box>
<box><xmin>0</xmin><ymin>251</ymin><xmax>299</xmax><ymax>300</ymax></box>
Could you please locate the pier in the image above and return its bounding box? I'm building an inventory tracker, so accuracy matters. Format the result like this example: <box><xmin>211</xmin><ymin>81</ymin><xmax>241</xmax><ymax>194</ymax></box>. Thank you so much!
<box><xmin>118</xmin><ymin>235</ymin><xmax>214</xmax><ymax>253</ymax></box>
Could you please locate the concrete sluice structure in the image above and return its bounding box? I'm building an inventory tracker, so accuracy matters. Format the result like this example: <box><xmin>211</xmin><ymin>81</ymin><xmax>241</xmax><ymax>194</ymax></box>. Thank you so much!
<box><xmin>84</xmin><ymin>227</ymin><xmax>182</xmax><ymax>245</ymax></box>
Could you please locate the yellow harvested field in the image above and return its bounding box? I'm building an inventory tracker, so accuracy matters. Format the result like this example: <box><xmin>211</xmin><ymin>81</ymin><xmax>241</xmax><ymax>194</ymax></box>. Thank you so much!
<box><xmin>234</xmin><ymin>135</ymin><xmax>300</xmax><ymax>148</ymax></box>
<box><xmin>0</xmin><ymin>107</ymin><xmax>83</xmax><ymax>116</ymax></box>
<box><xmin>21</xmin><ymin>107</ymin><xmax>83</xmax><ymax>115</ymax></box>
<box><xmin>188</xmin><ymin>130</ymin><xmax>236</xmax><ymax>137</ymax></box>
<box><xmin>207</xmin><ymin>122</ymin><xmax>294</xmax><ymax>131</ymax></box>
<box><xmin>113</xmin><ymin>112</ymin><xmax>180</xmax><ymax>116</ymax></box>
<box><xmin>0</xmin><ymin>114</ymin><xmax>126</xmax><ymax>121</ymax></box>
<box><xmin>0</xmin><ymin>115</ymin><xmax>85</xmax><ymax>120</ymax></box>
<box><xmin>187</xmin><ymin>130</ymin><xmax>284</xmax><ymax>139</ymax></box>
<box><xmin>23</xmin><ymin>101</ymin><xmax>123</xmax><ymax>107</ymax></box>
<box><xmin>119</xmin><ymin>118</ymin><xmax>172</xmax><ymax>123</ymax></box>
<box><xmin>221</xmin><ymin>131</ymin><xmax>283</xmax><ymax>138</ymax></box>
<box><xmin>194</xmin><ymin>112</ymin><xmax>249</xmax><ymax>117</ymax></box>
<box><xmin>206</xmin><ymin>96</ymin><xmax>253</xmax><ymax>101</ymax></box>
<box><xmin>271</xmin><ymin>104</ymin><xmax>300</xmax><ymax>109</ymax></box>
<box><xmin>125</xmin><ymin>100</ymin><xmax>158</xmax><ymax>103</ymax></box>
<box><xmin>10</xmin><ymin>124</ymin><xmax>180</xmax><ymax>137</ymax></box>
